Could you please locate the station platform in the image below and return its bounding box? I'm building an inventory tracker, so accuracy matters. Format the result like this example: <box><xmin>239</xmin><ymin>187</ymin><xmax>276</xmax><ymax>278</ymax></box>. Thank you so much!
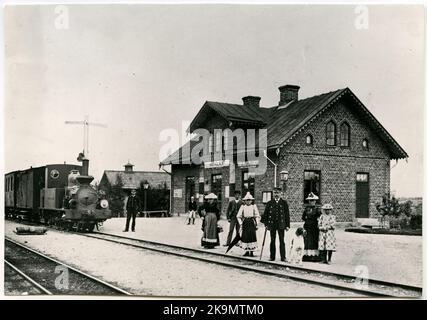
<box><xmin>100</xmin><ymin>216</ymin><xmax>422</xmax><ymax>287</ymax></box>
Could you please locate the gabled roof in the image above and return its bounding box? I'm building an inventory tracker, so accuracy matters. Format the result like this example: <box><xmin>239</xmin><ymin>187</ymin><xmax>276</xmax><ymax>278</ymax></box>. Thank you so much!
<box><xmin>101</xmin><ymin>170</ymin><xmax>171</xmax><ymax>190</ymax></box>
<box><xmin>189</xmin><ymin>101</ymin><xmax>272</xmax><ymax>132</ymax></box>
<box><xmin>160</xmin><ymin>87</ymin><xmax>408</xmax><ymax>164</ymax></box>
<box><xmin>266</xmin><ymin>88</ymin><xmax>347</xmax><ymax>147</ymax></box>
<box><xmin>266</xmin><ymin>88</ymin><xmax>408</xmax><ymax>159</ymax></box>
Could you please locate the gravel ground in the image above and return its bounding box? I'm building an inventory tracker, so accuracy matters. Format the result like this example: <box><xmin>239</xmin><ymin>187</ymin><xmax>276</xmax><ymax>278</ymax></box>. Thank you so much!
<box><xmin>4</xmin><ymin>263</ymin><xmax>44</xmax><ymax>296</ymax></box>
<box><xmin>100</xmin><ymin>216</ymin><xmax>422</xmax><ymax>287</ymax></box>
<box><xmin>5</xmin><ymin>221</ymin><xmax>359</xmax><ymax>297</ymax></box>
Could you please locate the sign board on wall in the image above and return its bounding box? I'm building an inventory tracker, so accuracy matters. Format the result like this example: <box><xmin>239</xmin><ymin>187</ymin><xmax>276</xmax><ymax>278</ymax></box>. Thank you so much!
<box><xmin>237</xmin><ymin>160</ymin><xmax>259</xmax><ymax>168</ymax></box>
<box><xmin>225</xmin><ymin>186</ymin><xmax>229</xmax><ymax>198</ymax></box>
<box><xmin>173</xmin><ymin>189</ymin><xmax>182</xmax><ymax>198</ymax></box>
<box><xmin>204</xmin><ymin>159</ymin><xmax>230</xmax><ymax>169</ymax></box>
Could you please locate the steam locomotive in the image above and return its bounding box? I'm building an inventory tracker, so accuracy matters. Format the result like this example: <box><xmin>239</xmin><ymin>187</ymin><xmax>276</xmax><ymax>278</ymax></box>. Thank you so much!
<box><xmin>5</xmin><ymin>154</ymin><xmax>112</xmax><ymax>232</ymax></box>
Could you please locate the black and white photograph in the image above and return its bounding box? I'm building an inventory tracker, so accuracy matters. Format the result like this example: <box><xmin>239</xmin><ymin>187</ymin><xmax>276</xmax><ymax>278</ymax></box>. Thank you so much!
<box><xmin>1</xmin><ymin>1</ymin><xmax>424</xmax><ymax>301</ymax></box>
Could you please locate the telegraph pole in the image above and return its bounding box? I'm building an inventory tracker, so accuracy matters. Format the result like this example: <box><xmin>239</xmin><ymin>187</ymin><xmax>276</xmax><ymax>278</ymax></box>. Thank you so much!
<box><xmin>65</xmin><ymin>115</ymin><xmax>107</xmax><ymax>155</ymax></box>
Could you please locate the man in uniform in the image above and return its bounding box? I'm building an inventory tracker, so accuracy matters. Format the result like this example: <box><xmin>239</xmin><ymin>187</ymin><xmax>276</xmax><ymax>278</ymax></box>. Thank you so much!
<box><xmin>261</xmin><ymin>187</ymin><xmax>290</xmax><ymax>261</ymax></box>
<box><xmin>224</xmin><ymin>190</ymin><xmax>242</xmax><ymax>246</ymax></box>
<box><xmin>123</xmin><ymin>189</ymin><xmax>140</xmax><ymax>232</ymax></box>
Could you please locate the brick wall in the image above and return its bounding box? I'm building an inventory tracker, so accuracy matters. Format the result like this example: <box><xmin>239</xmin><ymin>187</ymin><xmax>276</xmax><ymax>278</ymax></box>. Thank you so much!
<box><xmin>171</xmin><ymin>100</ymin><xmax>393</xmax><ymax>222</ymax></box>
<box><xmin>171</xmin><ymin>165</ymin><xmax>200</xmax><ymax>214</ymax></box>
<box><xmin>278</xmin><ymin>101</ymin><xmax>391</xmax><ymax>222</ymax></box>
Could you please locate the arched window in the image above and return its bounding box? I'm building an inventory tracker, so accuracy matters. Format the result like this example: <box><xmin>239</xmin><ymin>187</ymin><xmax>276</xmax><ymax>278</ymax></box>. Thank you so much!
<box><xmin>306</xmin><ymin>134</ymin><xmax>313</xmax><ymax>145</ymax></box>
<box><xmin>362</xmin><ymin>139</ymin><xmax>369</xmax><ymax>149</ymax></box>
<box><xmin>326</xmin><ymin>121</ymin><xmax>336</xmax><ymax>146</ymax></box>
<box><xmin>340</xmin><ymin>122</ymin><xmax>350</xmax><ymax>147</ymax></box>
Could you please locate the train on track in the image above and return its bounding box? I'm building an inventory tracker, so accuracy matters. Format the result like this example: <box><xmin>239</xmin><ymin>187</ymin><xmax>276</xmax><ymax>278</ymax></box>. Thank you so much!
<box><xmin>5</xmin><ymin>153</ymin><xmax>112</xmax><ymax>232</ymax></box>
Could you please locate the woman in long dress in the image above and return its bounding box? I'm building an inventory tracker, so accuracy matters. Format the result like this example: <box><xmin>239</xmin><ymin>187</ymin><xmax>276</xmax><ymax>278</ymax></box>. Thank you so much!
<box><xmin>318</xmin><ymin>203</ymin><xmax>337</xmax><ymax>264</ymax></box>
<box><xmin>198</xmin><ymin>193</ymin><xmax>220</xmax><ymax>249</ymax></box>
<box><xmin>236</xmin><ymin>192</ymin><xmax>260</xmax><ymax>257</ymax></box>
<box><xmin>301</xmin><ymin>192</ymin><xmax>322</xmax><ymax>262</ymax></box>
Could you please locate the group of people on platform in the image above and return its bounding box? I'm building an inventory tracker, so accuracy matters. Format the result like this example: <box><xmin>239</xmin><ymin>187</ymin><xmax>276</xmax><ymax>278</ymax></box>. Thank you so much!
<box><xmin>189</xmin><ymin>188</ymin><xmax>337</xmax><ymax>265</ymax></box>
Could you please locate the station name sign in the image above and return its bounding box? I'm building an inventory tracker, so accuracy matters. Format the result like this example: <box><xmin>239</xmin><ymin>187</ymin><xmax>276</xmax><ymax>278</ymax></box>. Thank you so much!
<box><xmin>204</xmin><ymin>160</ymin><xmax>230</xmax><ymax>168</ymax></box>
<box><xmin>237</xmin><ymin>160</ymin><xmax>259</xmax><ymax>168</ymax></box>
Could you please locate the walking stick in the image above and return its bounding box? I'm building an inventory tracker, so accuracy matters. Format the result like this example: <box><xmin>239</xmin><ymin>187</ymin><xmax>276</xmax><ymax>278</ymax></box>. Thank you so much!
<box><xmin>259</xmin><ymin>227</ymin><xmax>268</xmax><ymax>260</ymax></box>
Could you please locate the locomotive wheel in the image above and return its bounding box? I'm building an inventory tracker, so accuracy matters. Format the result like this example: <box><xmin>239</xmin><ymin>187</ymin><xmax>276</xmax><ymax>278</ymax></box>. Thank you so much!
<box><xmin>65</xmin><ymin>222</ymin><xmax>73</xmax><ymax>231</ymax></box>
<box><xmin>86</xmin><ymin>223</ymin><xmax>95</xmax><ymax>232</ymax></box>
<box><xmin>76</xmin><ymin>223</ymin><xmax>83</xmax><ymax>232</ymax></box>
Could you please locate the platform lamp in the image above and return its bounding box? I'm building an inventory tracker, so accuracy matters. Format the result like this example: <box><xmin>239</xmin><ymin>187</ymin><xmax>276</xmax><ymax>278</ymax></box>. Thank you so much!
<box><xmin>143</xmin><ymin>182</ymin><xmax>149</xmax><ymax>217</ymax></box>
<box><xmin>280</xmin><ymin>170</ymin><xmax>289</xmax><ymax>193</ymax></box>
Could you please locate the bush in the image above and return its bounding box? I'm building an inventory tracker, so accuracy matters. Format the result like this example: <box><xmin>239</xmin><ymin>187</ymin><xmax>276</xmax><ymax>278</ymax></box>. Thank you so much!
<box><xmin>376</xmin><ymin>194</ymin><xmax>422</xmax><ymax>230</ymax></box>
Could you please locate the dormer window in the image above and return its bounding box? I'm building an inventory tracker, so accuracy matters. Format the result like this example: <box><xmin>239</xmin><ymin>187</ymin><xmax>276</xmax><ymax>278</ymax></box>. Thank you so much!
<box><xmin>326</xmin><ymin>121</ymin><xmax>336</xmax><ymax>146</ymax></box>
<box><xmin>340</xmin><ymin>122</ymin><xmax>350</xmax><ymax>147</ymax></box>
<box><xmin>306</xmin><ymin>134</ymin><xmax>313</xmax><ymax>145</ymax></box>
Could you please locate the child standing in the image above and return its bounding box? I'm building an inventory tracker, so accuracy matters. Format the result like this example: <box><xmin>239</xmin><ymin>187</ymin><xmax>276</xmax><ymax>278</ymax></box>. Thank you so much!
<box><xmin>318</xmin><ymin>203</ymin><xmax>337</xmax><ymax>264</ymax></box>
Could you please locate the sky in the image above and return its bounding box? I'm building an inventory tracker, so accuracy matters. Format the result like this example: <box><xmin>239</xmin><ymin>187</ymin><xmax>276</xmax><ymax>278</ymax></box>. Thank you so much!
<box><xmin>3</xmin><ymin>4</ymin><xmax>424</xmax><ymax>197</ymax></box>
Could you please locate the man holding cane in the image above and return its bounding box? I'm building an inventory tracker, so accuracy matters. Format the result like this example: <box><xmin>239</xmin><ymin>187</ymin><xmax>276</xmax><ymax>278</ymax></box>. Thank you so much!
<box><xmin>261</xmin><ymin>187</ymin><xmax>290</xmax><ymax>261</ymax></box>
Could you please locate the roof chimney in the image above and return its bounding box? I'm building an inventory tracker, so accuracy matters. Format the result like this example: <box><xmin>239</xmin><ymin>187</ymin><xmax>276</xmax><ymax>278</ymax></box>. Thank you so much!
<box><xmin>242</xmin><ymin>96</ymin><xmax>261</xmax><ymax>108</ymax></box>
<box><xmin>124</xmin><ymin>161</ymin><xmax>134</xmax><ymax>172</ymax></box>
<box><xmin>278</xmin><ymin>85</ymin><xmax>300</xmax><ymax>106</ymax></box>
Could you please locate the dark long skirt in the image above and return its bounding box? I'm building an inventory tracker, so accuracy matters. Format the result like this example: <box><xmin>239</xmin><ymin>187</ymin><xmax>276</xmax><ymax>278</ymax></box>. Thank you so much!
<box><xmin>201</xmin><ymin>212</ymin><xmax>220</xmax><ymax>248</ymax></box>
<box><xmin>302</xmin><ymin>223</ymin><xmax>321</xmax><ymax>262</ymax></box>
<box><xmin>238</xmin><ymin>218</ymin><xmax>257</xmax><ymax>251</ymax></box>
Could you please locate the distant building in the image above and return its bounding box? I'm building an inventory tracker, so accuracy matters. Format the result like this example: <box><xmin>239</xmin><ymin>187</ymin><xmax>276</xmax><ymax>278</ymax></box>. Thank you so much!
<box><xmin>160</xmin><ymin>85</ymin><xmax>408</xmax><ymax>222</ymax></box>
<box><xmin>99</xmin><ymin>162</ymin><xmax>171</xmax><ymax>213</ymax></box>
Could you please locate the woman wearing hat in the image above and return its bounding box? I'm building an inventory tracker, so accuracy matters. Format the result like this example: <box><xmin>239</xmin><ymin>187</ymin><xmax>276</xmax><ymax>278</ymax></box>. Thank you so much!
<box><xmin>198</xmin><ymin>193</ymin><xmax>221</xmax><ymax>249</ymax></box>
<box><xmin>301</xmin><ymin>192</ymin><xmax>322</xmax><ymax>262</ymax></box>
<box><xmin>318</xmin><ymin>203</ymin><xmax>337</xmax><ymax>264</ymax></box>
<box><xmin>236</xmin><ymin>192</ymin><xmax>260</xmax><ymax>257</ymax></box>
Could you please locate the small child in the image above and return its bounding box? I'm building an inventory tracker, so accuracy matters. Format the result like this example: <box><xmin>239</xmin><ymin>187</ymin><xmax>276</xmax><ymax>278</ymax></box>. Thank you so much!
<box><xmin>318</xmin><ymin>203</ymin><xmax>337</xmax><ymax>264</ymax></box>
<box><xmin>289</xmin><ymin>227</ymin><xmax>306</xmax><ymax>265</ymax></box>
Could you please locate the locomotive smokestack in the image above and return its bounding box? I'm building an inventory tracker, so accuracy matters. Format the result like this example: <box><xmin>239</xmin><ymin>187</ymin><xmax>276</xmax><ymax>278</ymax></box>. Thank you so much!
<box><xmin>82</xmin><ymin>159</ymin><xmax>89</xmax><ymax>176</ymax></box>
<box><xmin>76</xmin><ymin>152</ymin><xmax>94</xmax><ymax>184</ymax></box>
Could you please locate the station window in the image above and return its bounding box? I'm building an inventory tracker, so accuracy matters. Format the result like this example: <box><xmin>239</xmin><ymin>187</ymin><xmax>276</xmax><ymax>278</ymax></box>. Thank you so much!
<box><xmin>306</xmin><ymin>134</ymin><xmax>313</xmax><ymax>145</ymax></box>
<box><xmin>242</xmin><ymin>169</ymin><xmax>255</xmax><ymax>197</ymax></box>
<box><xmin>262</xmin><ymin>191</ymin><xmax>272</xmax><ymax>203</ymax></box>
<box><xmin>304</xmin><ymin>170</ymin><xmax>321</xmax><ymax>203</ymax></box>
<box><xmin>362</xmin><ymin>139</ymin><xmax>369</xmax><ymax>149</ymax></box>
<box><xmin>326</xmin><ymin>121</ymin><xmax>336</xmax><ymax>146</ymax></box>
<box><xmin>340</xmin><ymin>122</ymin><xmax>350</xmax><ymax>147</ymax></box>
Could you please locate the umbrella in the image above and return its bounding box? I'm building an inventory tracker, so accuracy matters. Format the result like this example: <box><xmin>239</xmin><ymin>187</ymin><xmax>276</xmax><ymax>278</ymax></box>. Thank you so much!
<box><xmin>225</xmin><ymin>233</ymin><xmax>241</xmax><ymax>254</ymax></box>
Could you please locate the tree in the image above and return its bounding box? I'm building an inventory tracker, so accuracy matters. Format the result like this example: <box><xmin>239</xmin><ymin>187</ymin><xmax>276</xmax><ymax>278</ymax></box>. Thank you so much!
<box><xmin>375</xmin><ymin>192</ymin><xmax>401</xmax><ymax>228</ymax></box>
<box><xmin>400</xmin><ymin>200</ymin><xmax>413</xmax><ymax>217</ymax></box>
<box><xmin>104</xmin><ymin>175</ymin><xmax>126</xmax><ymax>217</ymax></box>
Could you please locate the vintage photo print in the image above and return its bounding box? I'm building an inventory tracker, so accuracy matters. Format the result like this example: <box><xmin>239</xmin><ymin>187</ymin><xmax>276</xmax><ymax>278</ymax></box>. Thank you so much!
<box><xmin>2</xmin><ymin>2</ymin><xmax>424</xmax><ymax>301</ymax></box>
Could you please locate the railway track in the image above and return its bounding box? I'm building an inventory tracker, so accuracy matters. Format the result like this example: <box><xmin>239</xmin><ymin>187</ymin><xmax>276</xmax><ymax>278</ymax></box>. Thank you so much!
<box><xmin>4</xmin><ymin>261</ymin><xmax>51</xmax><ymax>295</ymax></box>
<box><xmin>5</xmin><ymin>238</ymin><xmax>133</xmax><ymax>296</ymax></box>
<box><xmin>76</xmin><ymin>231</ymin><xmax>421</xmax><ymax>298</ymax></box>
<box><xmin>6</xmin><ymin>220</ymin><xmax>422</xmax><ymax>297</ymax></box>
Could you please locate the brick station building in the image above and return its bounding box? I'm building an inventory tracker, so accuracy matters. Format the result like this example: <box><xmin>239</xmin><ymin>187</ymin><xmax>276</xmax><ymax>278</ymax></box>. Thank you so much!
<box><xmin>160</xmin><ymin>85</ymin><xmax>408</xmax><ymax>222</ymax></box>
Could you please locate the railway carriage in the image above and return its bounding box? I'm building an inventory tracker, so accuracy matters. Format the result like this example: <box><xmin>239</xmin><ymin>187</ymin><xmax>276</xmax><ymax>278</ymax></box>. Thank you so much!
<box><xmin>5</xmin><ymin>171</ymin><xmax>19</xmax><ymax>217</ymax></box>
